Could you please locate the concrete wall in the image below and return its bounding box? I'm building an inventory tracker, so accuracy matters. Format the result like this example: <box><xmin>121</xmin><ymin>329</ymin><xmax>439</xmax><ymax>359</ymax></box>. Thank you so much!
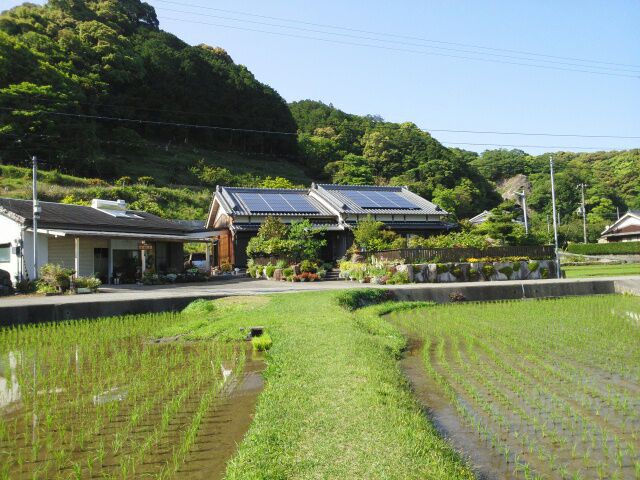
<box><xmin>2</xmin><ymin>278</ymin><xmax>636</xmax><ymax>325</ymax></box>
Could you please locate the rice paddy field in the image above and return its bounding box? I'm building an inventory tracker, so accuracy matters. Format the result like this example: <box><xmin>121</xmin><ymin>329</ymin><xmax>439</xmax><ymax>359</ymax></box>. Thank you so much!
<box><xmin>390</xmin><ymin>295</ymin><xmax>640</xmax><ymax>480</ymax></box>
<box><xmin>0</xmin><ymin>309</ymin><xmax>256</xmax><ymax>480</ymax></box>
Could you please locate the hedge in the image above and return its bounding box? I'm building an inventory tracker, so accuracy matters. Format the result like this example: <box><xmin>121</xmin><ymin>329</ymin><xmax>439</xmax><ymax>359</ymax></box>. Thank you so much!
<box><xmin>565</xmin><ymin>241</ymin><xmax>640</xmax><ymax>255</ymax></box>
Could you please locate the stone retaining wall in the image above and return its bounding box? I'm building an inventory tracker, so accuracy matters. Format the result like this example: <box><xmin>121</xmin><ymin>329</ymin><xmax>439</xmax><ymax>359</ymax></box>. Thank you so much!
<box><xmin>396</xmin><ymin>260</ymin><xmax>558</xmax><ymax>283</ymax></box>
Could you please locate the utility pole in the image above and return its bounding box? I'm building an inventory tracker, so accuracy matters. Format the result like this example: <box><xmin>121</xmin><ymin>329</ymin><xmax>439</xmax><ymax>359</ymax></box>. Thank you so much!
<box><xmin>616</xmin><ymin>206</ymin><xmax>620</xmax><ymax>220</ymax></box>
<box><xmin>577</xmin><ymin>183</ymin><xmax>588</xmax><ymax>244</ymax></box>
<box><xmin>518</xmin><ymin>190</ymin><xmax>529</xmax><ymax>234</ymax></box>
<box><xmin>32</xmin><ymin>156</ymin><xmax>41</xmax><ymax>279</ymax></box>
<box><xmin>549</xmin><ymin>156</ymin><xmax>561</xmax><ymax>278</ymax></box>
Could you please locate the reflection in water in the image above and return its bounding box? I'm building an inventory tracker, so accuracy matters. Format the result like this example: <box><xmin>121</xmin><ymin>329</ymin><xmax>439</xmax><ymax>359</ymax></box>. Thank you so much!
<box><xmin>0</xmin><ymin>351</ymin><xmax>20</xmax><ymax>408</ymax></box>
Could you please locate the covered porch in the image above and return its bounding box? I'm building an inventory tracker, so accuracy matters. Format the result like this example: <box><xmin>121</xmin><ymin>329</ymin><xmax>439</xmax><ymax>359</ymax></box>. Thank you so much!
<box><xmin>38</xmin><ymin>229</ymin><xmax>216</xmax><ymax>284</ymax></box>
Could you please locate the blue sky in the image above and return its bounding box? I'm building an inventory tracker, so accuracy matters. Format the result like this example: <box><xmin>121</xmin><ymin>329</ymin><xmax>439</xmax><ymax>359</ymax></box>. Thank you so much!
<box><xmin>3</xmin><ymin>0</ymin><xmax>640</xmax><ymax>154</ymax></box>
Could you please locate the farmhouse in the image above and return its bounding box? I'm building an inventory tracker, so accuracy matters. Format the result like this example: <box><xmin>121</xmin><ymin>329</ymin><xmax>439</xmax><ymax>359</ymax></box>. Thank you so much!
<box><xmin>599</xmin><ymin>210</ymin><xmax>640</xmax><ymax>242</ymax></box>
<box><xmin>206</xmin><ymin>183</ymin><xmax>451</xmax><ymax>267</ymax></box>
<box><xmin>0</xmin><ymin>198</ymin><xmax>211</xmax><ymax>285</ymax></box>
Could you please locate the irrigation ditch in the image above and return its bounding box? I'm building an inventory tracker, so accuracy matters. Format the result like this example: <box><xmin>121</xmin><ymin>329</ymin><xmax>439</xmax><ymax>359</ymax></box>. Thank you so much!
<box><xmin>399</xmin><ymin>333</ymin><xmax>517</xmax><ymax>480</ymax></box>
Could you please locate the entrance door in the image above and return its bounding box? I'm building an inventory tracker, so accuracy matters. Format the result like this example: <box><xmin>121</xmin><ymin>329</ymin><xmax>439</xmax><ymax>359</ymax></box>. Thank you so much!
<box><xmin>93</xmin><ymin>248</ymin><xmax>109</xmax><ymax>284</ymax></box>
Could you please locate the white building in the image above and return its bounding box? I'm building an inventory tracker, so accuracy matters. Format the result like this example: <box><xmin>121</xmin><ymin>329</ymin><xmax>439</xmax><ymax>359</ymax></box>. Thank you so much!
<box><xmin>599</xmin><ymin>210</ymin><xmax>640</xmax><ymax>243</ymax></box>
<box><xmin>0</xmin><ymin>198</ymin><xmax>211</xmax><ymax>285</ymax></box>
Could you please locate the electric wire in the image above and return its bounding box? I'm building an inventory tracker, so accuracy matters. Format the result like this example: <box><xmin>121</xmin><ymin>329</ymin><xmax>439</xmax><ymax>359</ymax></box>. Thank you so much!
<box><xmin>152</xmin><ymin>0</ymin><xmax>640</xmax><ymax>71</ymax></box>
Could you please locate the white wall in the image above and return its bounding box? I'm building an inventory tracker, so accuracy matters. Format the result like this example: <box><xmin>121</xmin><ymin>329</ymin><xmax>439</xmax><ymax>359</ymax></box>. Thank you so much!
<box><xmin>0</xmin><ymin>216</ymin><xmax>23</xmax><ymax>284</ymax></box>
<box><xmin>47</xmin><ymin>236</ymin><xmax>108</xmax><ymax>277</ymax></box>
<box><xmin>22</xmin><ymin>230</ymin><xmax>49</xmax><ymax>281</ymax></box>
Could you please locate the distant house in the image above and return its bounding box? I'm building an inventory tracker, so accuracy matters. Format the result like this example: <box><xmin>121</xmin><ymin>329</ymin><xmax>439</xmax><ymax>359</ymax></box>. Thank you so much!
<box><xmin>469</xmin><ymin>210</ymin><xmax>492</xmax><ymax>225</ymax></box>
<box><xmin>0</xmin><ymin>198</ymin><xmax>212</xmax><ymax>285</ymax></box>
<box><xmin>599</xmin><ymin>210</ymin><xmax>640</xmax><ymax>243</ymax></box>
<box><xmin>206</xmin><ymin>183</ymin><xmax>451</xmax><ymax>267</ymax></box>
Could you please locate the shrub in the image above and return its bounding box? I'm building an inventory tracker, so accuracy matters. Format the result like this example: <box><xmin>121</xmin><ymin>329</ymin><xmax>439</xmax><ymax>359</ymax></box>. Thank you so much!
<box><xmin>566</xmin><ymin>241</ymin><xmax>640</xmax><ymax>255</ymax></box>
<box><xmin>252</xmin><ymin>333</ymin><xmax>272</xmax><ymax>351</ymax></box>
<box><xmin>299</xmin><ymin>259</ymin><xmax>317</xmax><ymax>273</ymax></box>
<box><xmin>451</xmin><ymin>267</ymin><xmax>464</xmax><ymax>279</ymax></box>
<box><xmin>469</xmin><ymin>268</ymin><xmax>480</xmax><ymax>280</ymax></box>
<box><xmin>498</xmin><ymin>266</ymin><xmax>513</xmax><ymax>278</ymax></box>
<box><xmin>265</xmin><ymin>265</ymin><xmax>276</xmax><ymax>278</ymax></box>
<box><xmin>540</xmin><ymin>267</ymin><xmax>549</xmax><ymax>279</ymax></box>
<box><xmin>386</xmin><ymin>271</ymin><xmax>409</xmax><ymax>285</ymax></box>
<box><xmin>482</xmin><ymin>264</ymin><xmax>496</xmax><ymax>278</ymax></box>
<box><xmin>282</xmin><ymin>267</ymin><xmax>294</xmax><ymax>277</ymax></box>
<box><xmin>527</xmin><ymin>261</ymin><xmax>539</xmax><ymax>272</ymax></box>
<box><xmin>38</xmin><ymin>264</ymin><xmax>74</xmax><ymax>293</ymax></box>
<box><xmin>275</xmin><ymin>259</ymin><xmax>288</xmax><ymax>269</ymax></box>
<box><xmin>15</xmin><ymin>278</ymin><xmax>36</xmax><ymax>293</ymax></box>
<box><xmin>74</xmin><ymin>276</ymin><xmax>101</xmax><ymax>292</ymax></box>
<box><xmin>335</xmin><ymin>289</ymin><xmax>394</xmax><ymax>311</ymax></box>
<box><xmin>220</xmin><ymin>262</ymin><xmax>233</xmax><ymax>273</ymax></box>
<box><xmin>436</xmin><ymin>263</ymin><xmax>449</xmax><ymax>274</ymax></box>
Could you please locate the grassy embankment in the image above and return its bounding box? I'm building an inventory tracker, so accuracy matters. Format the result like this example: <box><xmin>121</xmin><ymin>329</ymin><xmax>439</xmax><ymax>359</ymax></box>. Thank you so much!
<box><xmin>0</xmin><ymin>147</ymin><xmax>311</xmax><ymax>220</ymax></box>
<box><xmin>563</xmin><ymin>263</ymin><xmax>640</xmax><ymax>277</ymax></box>
<box><xmin>162</xmin><ymin>292</ymin><xmax>474</xmax><ymax>479</ymax></box>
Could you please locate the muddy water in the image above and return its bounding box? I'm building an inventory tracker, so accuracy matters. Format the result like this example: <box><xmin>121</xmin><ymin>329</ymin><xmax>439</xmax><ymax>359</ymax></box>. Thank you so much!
<box><xmin>401</xmin><ymin>335</ymin><xmax>517</xmax><ymax>480</ymax></box>
<box><xmin>177</xmin><ymin>348</ymin><xmax>266</xmax><ymax>479</ymax></box>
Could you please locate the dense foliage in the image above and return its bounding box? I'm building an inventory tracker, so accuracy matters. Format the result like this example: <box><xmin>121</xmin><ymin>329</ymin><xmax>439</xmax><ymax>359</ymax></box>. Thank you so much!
<box><xmin>0</xmin><ymin>0</ymin><xmax>296</xmax><ymax>177</ymax></box>
<box><xmin>290</xmin><ymin>100</ymin><xmax>501</xmax><ymax>218</ymax></box>
<box><xmin>471</xmin><ymin>148</ymin><xmax>640</xmax><ymax>243</ymax></box>
<box><xmin>565</xmin><ymin>241</ymin><xmax>640</xmax><ymax>255</ymax></box>
<box><xmin>246</xmin><ymin>217</ymin><xmax>327</xmax><ymax>262</ymax></box>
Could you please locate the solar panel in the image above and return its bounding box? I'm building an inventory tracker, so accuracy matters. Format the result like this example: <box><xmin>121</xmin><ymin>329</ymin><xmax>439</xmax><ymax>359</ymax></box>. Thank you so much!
<box><xmin>378</xmin><ymin>192</ymin><xmax>419</xmax><ymax>209</ymax></box>
<box><xmin>284</xmin><ymin>194</ymin><xmax>319</xmax><ymax>213</ymax></box>
<box><xmin>238</xmin><ymin>192</ymin><xmax>319</xmax><ymax>214</ymax></box>
<box><xmin>342</xmin><ymin>190</ymin><xmax>380</xmax><ymax>208</ymax></box>
<box><xmin>342</xmin><ymin>190</ymin><xmax>419</xmax><ymax>210</ymax></box>
<box><xmin>239</xmin><ymin>193</ymin><xmax>272</xmax><ymax>212</ymax></box>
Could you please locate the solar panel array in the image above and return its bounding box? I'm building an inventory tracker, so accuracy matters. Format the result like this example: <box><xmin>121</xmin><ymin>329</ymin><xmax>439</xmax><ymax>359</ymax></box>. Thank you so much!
<box><xmin>341</xmin><ymin>190</ymin><xmax>419</xmax><ymax>210</ymax></box>
<box><xmin>237</xmin><ymin>192</ymin><xmax>319</xmax><ymax>214</ymax></box>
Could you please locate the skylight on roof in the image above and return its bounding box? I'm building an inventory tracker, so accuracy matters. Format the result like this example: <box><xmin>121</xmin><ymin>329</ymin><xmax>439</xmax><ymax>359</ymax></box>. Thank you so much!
<box><xmin>342</xmin><ymin>190</ymin><xmax>419</xmax><ymax>210</ymax></box>
<box><xmin>97</xmin><ymin>209</ymin><xmax>142</xmax><ymax>219</ymax></box>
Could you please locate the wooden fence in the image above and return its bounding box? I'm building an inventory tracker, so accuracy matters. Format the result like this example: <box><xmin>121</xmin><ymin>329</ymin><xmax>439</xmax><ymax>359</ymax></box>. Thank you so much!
<box><xmin>373</xmin><ymin>245</ymin><xmax>555</xmax><ymax>263</ymax></box>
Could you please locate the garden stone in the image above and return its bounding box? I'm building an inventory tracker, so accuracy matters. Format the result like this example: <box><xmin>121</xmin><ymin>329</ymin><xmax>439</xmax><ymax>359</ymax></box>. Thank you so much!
<box><xmin>273</xmin><ymin>268</ymin><xmax>283</xmax><ymax>281</ymax></box>
<box><xmin>427</xmin><ymin>264</ymin><xmax>438</xmax><ymax>282</ymax></box>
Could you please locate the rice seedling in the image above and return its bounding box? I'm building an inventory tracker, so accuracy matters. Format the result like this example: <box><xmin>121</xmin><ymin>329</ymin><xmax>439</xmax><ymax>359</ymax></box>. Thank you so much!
<box><xmin>0</xmin><ymin>311</ymin><xmax>243</xmax><ymax>479</ymax></box>
<box><xmin>391</xmin><ymin>295</ymin><xmax>640</xmax><ymax>479</ymax></box>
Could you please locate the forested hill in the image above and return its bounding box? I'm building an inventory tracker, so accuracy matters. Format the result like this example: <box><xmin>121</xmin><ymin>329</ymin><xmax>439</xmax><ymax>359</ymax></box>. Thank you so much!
<box><xmin>291</xmin><ymin>100</ymin><xmax>639</xmax><ymax>241</ymax></box>
<box><xmin>0</xmin><ymin>0</ymin><xmax>296</xmax><ymax>177</ymax></box>
<box><xmin>1</xmin><ymin>1</ymin><xmax>638</xmax><ymax>243</ymax></box>
<box><xmin>290</xmin><ymin>100</ymin><xmax>502</xmax><ymax>218</ymax></box>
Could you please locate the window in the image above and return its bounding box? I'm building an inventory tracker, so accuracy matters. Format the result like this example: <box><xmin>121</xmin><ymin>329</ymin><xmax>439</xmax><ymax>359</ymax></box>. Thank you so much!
<box><xmin>0</xmin><ymin>243</ymin><xmax>10</xmax><ymax>263</ymax></box>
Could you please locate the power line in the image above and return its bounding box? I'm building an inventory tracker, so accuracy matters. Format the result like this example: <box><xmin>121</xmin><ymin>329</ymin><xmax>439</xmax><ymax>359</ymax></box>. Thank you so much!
<box><xmin>420</xmin><ymin>128</ymin><xmax>640</xmax><ymax>140</ymax></box>
<box><xmin>2</xmin><ymin>130</ymin><xmax>630</xmax><ymax>153</ymax></box>
<box><xmin>156</xmin><ymin>6</ymin><xmax>640</xmax><ymax>74</ymax></box>
<box><xmin>3</xmin><ymin>96</ymin><xmax>638</xmax><ymax>140</ymax></box>
<box><xmin>0</xmin><ymin>91</ymin><xmax>292</xmax><ymax>124</ymax></box>
<box><xmin>157</xmin><ymin>15</ymin><xmax>640</xmax><ymax>79</ymax></box>
<box><xmin>152</xmin><ymin>0</ymin><xmax>640</xmax><ymax>71</ymax></box>
<box><xmin>441</xmin><ymin>141</ymin><xmax>619</xmax><ymax>151</ymax></box>
<box><xmin>0</xmin><ymin>107</ymin><xmax>298</xmax><ymax>136</ymax></box>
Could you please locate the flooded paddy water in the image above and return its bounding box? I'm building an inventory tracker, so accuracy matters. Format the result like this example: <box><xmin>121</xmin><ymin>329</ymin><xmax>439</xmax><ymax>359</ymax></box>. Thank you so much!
<box><xmin>0</xmin><ymin>313</ymin><xmax>265</xmax><ymax>479</ymax></box>
<box><xmin>390</xmin><ymin>295</ymin><xmax>640</xmax><ymax>480</ymax></box>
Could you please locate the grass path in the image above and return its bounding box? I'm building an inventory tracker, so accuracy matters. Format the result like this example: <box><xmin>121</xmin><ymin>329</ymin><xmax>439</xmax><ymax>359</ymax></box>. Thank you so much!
<box><xmin>168</xmin><ymin>293</ymin><xmax>474</xmax><ymax>479</ymax></box>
